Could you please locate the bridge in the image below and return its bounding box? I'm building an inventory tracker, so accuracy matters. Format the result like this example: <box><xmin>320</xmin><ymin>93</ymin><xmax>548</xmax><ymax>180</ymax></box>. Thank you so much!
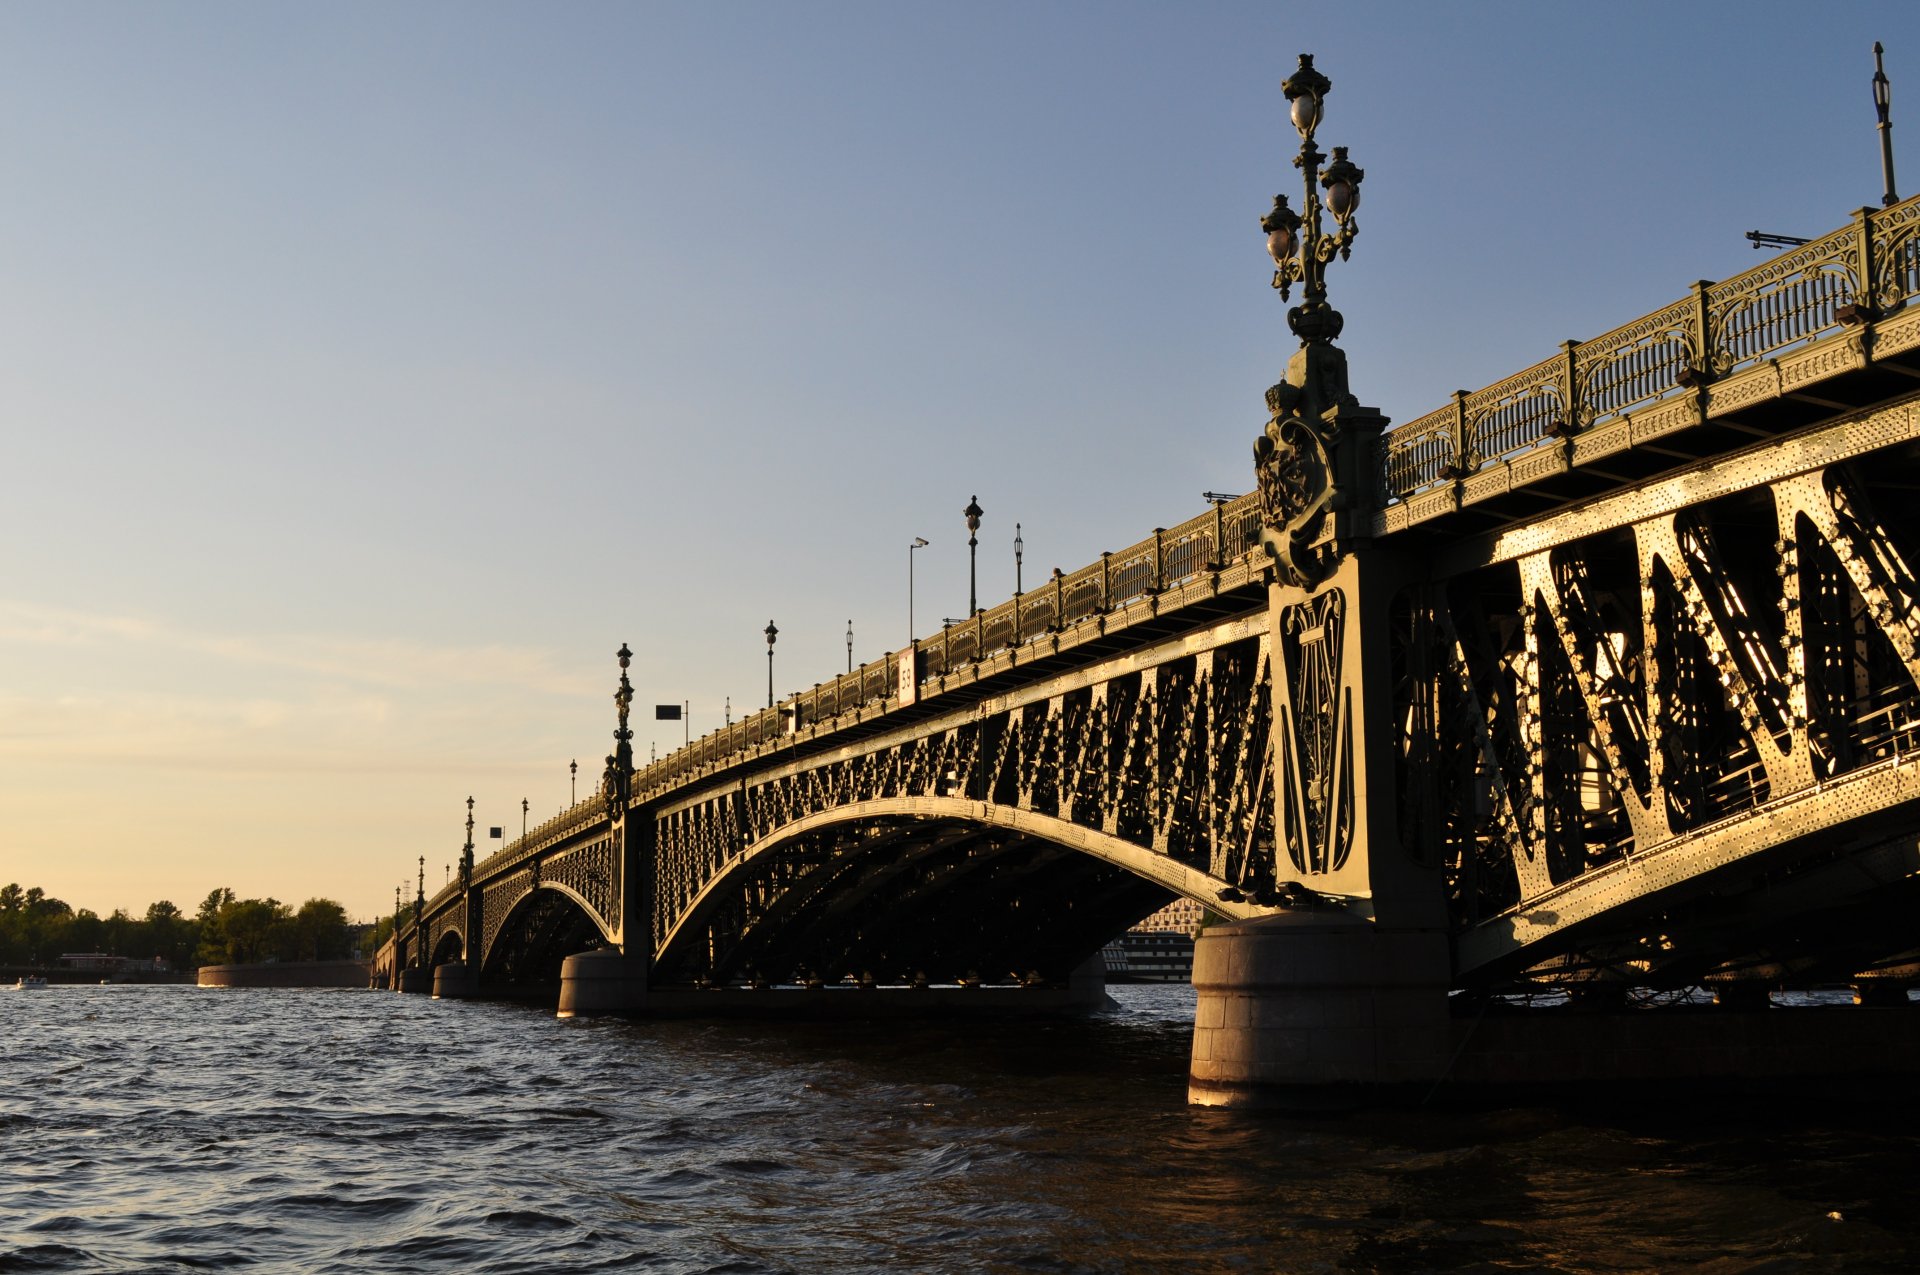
<box><xmin>381</xmin><ymin>57</ymin><xmax>1920</xmax><ymax>1102</ymax></box>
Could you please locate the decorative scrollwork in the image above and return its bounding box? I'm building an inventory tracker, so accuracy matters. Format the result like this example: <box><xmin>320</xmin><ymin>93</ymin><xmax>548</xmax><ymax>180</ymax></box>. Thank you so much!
<box><xmin>1274</xmin><ymin>590</ymin><xmax>1353</xmax><ymax>876</ymax></box>
<box><xmin>1255</xmin><ymin>381</ymin><xmax>1337</xmax><ymax>589</ymax></box>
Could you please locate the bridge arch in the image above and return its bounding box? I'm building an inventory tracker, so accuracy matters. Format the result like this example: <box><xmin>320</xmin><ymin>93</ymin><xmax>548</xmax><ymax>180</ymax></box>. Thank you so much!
<box><xmin>479</xmin><ymin>881</ymin><xmax>615</xmax><ymax>988</ymax></box>
<box><xmin>653</xmin><ymin>797</ymin><xmax>1267</xmax><ymax>985</ymax></box>
<box><xmin>429</xmin><ymin>928</ymin><xmax>464</xmax><ymax>968</ymax></box>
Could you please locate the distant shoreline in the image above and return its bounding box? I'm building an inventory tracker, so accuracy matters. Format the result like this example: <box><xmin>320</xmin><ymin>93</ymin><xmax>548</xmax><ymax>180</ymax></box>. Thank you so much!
<box><xmin>3</xmin><ymin>964</ymin><xmax>190</xmax><ymax>986</ymax></box>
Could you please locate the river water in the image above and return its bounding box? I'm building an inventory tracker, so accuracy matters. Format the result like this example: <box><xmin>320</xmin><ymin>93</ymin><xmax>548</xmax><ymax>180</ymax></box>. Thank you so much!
<box><xmin>3</xmin><ymin>983</ymin><xmax>1918</xmax><ymax>1273</ymax></box>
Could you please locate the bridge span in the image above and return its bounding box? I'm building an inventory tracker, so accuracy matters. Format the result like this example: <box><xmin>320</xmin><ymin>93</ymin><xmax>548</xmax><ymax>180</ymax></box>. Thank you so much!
<box><xmin>383</xmin><ymin>62</ymin><xmax>1920</xmax><ymax>1103</ymax></box>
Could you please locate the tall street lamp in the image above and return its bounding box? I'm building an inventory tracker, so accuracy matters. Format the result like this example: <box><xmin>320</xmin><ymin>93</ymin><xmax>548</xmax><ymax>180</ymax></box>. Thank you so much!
<box><xmin>846</xmin><ymin>619</ymin><xmax>854</xmax><ymax>673</ymax></box>
<box><xmin>1014</xmin><ymin>522</ymin><xmax>1024</xmax><ymax>596</ymax></box>
<box><xmin>1262</xmin><ymin>54</ymin><xmax>1364</xmax><ymax>346</ymax></box>
<box><xmin>569</xmin><ymin>759</ymin><xmax>577</xmax><ymax>805</ymax></box>
<box><xmin>521</xmin><ymin>798</ymin><xmax>529</xmax><ymax>842</ymax></box>
<box><xmin>964</xmin><ymin>496</ymin><xmax>984</xmax><ymax>615</ymax></box>
<box><xmin>1253</xmin><ymin>53</ymin><xmax>1372</xmax><ymax>593</ymax></box>
<box><xmin>764</xmin><ymin>620</ymin><xmax>778</xmax><ymax>708</ymax></box>
<box><xmin>1876</xmin><ymin>42</ymin><xmax>1899</xmax><ymax>207</ymax></box>
<box><xmin>908</xmin><ymin>537</ymin><xmax>928</xmax><ymax>642</ymax></box>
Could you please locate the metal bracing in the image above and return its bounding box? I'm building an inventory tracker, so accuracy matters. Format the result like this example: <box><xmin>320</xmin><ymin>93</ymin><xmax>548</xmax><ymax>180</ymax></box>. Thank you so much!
<box><xmin>1406</xmin><ymin>391</ymin><xmax>1920</xmax><ymax>982</ymax></box>
<box><xmin>389</xmin><ymin>197</ymin><xmax>1920</xmax><ymax>999</ymax></box>
<box><xmin>645</xmin><ymin>626</ymin><xmax>1277</xmax><ymax>984</ymax></box>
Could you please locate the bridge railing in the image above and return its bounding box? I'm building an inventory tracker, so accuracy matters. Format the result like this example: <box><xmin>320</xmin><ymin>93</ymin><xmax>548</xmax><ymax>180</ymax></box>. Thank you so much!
<box><xmin>596</xmin><ymin>490</ymin><xmax>1266</xmax><ymax>804</ymax></box>
<box><xmin>1384</xmin><ymin>195</ymin><xmax>1920</xmax><ymax>498</ymax></box>
<box><xmin>464</xmin><ymin>200</ymin><xmax>1920</xmax><ymax>882</ymax></box>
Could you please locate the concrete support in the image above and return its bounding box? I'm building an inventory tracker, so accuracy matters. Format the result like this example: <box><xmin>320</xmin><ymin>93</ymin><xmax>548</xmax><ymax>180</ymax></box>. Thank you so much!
<box><xmin>1069</xmin><ymin>951</ymin><xmax>1109</xmax><ymax>1008</ymax></box>
<box><xmin>432</xmin><ymin>960</ymin><xmax>477</xmax><ymax>1000</ymax></box>
<box><xmin>396</xmin><ymin>966</ymin><xmax>432</xmax><ymax>995</ymax></box>
<box><xmin>556</xmin><ymin>948</ymin><xmax>649</xmax><ymax>1017</ymax></box>
<box><xmin>1188</xmin><ymin>912</ymin><xmax>1452</xmax><ymax>1105</ymax></box>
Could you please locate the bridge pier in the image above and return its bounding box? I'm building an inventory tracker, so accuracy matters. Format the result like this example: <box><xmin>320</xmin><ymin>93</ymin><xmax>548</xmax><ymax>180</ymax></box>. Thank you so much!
<box><xmin>1188</xmin><ymin>912</ymin><xmax>1453</xmax><ymax>1105</ymax></box>
<box><xmin>432</xmin><ymin>960</ymin><xmax>477</xmax><ymax>1000</ymax></box>
<box><xmin>396</xmin><ymin>966</ymin><xmax>432</xmax><ymax>995</ymax></box>
<box><xmin>556</xmin><ymin>948</ymin><xmax>649</xmax><ymax>1017</ymax></box>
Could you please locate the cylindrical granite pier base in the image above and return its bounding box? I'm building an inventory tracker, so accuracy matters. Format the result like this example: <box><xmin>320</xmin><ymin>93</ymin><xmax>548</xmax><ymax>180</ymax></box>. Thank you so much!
<box><xmin>433</xmin><ymin>960</ymin><xmax>478</xmax><ymax>1000</ymax></box>
<box><xmin>557</xmin><ymin>948</ymin><xmax>649</xmax><ymax>1017</ymax></box>
<box><xmin>1188</xmin><ymin>912</ymin><xmax>1451</xmax><ymax>1106</ymax></box>
<box><xmin>396</xmin><ymin>966</ymin><xmax>432</xmax><ymax>995</ymax></box>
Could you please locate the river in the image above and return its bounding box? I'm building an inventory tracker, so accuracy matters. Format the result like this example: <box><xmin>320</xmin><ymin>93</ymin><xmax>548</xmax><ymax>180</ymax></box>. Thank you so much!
<box><xmin>3</xmin><ymin>983</ymin><xmax>1918</xmax><ymax>1272</ymax></box>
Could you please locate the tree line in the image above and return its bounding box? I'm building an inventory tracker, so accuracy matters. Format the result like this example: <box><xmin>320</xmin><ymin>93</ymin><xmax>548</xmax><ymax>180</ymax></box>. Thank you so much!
<box><xmin>0</xmin><ymin>883</ymin><xmax>375</xmax><ymax>970</ymax></box>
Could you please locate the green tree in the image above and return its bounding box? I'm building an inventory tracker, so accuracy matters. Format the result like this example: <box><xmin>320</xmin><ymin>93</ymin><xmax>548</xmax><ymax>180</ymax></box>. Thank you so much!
<box><xmin>291</xmin><ymin>898</ymin><xmax>351</xmax><ymax>961</ymax></box>
<box><xmin>144</xmin><ymin>901</ymin><xmax>197</xmax><ymax>970</ymax></box>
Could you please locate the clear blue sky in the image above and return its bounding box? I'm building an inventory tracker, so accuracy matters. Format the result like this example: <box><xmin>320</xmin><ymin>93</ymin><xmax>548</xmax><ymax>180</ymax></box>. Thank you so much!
<box><xmin>1</xmin><ymin>2</ymin><xmax>1910</xmax><ymax>921</ymax></box>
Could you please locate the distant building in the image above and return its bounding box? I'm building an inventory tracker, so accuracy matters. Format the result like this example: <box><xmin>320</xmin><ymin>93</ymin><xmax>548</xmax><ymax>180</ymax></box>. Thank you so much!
<box><xmin>1132</xmin><ymin>898</ymin><xmax>1209</xmax><ymax>937</ymax></box>
<box><xmin>59</xmin><ymin>953</ymin><xmax>169</xmax><ymax>974</ymax></box>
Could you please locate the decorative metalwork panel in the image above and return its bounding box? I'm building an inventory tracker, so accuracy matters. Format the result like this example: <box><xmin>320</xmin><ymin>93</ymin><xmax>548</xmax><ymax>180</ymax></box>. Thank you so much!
<box><xmin>1396</xmin><ymin>406</ymin><xmax>1920</xmax><ymax>979</ymax></box>
<box><xmin>649</xmin><ymin>630</ymin><xmax>1276</xmax><ymax>968</ymax></box>
<box><xmin>1273</xmin><ymin>590</ymin><xmax>1352</xmax><ymax>875</ymax></box>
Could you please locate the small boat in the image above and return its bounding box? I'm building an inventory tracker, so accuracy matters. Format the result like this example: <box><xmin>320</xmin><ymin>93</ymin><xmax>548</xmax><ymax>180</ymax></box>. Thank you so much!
<box><xmin>13</xmin><ymin>976</ymin><xmax>48</xmax><ymax>989</ymax></box>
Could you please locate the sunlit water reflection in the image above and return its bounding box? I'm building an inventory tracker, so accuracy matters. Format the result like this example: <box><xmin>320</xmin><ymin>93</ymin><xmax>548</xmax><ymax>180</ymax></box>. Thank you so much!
<box><xmin>3</xmin><ymin>983</ymin><xmax>1918</xmax><ymax>1272</ymax></box>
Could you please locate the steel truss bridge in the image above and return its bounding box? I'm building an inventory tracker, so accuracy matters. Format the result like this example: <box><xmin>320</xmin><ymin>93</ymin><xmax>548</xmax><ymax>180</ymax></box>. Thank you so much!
<box><xmin>382</xmin><ymin>194</ymin><xmax>1920</xmax><ymax>1009</ymax></box>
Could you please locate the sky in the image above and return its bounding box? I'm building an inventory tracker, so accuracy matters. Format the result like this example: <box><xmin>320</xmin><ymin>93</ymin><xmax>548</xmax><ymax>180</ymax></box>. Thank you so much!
<box><xmin>2</xmin><ymin>1</ymin><xmax>1912</xmax><ymax>923</ymax></box>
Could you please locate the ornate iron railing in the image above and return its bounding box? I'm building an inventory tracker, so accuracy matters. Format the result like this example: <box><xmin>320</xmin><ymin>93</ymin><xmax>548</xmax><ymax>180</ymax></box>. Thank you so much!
<box><xmin>1385</xmin><ymin>196</ymin><xmax>1920</xmax><ymax>497</ymax></box>
<box><xmin>459</xmin><ymin>196</ymin><xmax>1920</xmax><ymax>888</ymax></box>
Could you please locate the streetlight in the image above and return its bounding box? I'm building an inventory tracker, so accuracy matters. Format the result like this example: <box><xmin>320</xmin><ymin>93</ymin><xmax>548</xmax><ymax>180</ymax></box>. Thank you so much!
<box><xmin>1261</xmin><ymin>54</ymin><xmax>1364</xmax><ymax>343</ymax></box>
<box><xmin>764</xmin><ymin>620</ymin><xmax>778</xmax><ymax>708</ymax></box>
<box><xmin>1254</xmin><ymin>53</ymin><xmax>1370</xmax><ymax>591</ymax></box>
<box><xmin>569</xmin><ymin>759</ymin><xmax>577</xmax><ymax>805</ymax></box>
<box><xmin>1876</xmin><ymin>42</ymin><xmax>1899</xmax><ymax>207</ymax></box>
<box><xmin>1013</xmin><ymin>522</ymin><xmax>1024</xmax><ymax>596</ymax></box>
<box><xmin>846</xmin><ymin>619</ymin><xmax>854</xmax><ymax>673</ymax></box>
<box><xmin>964</xmin><ymin>496</ymin><xmax>983</xmax><ymax>615</ymax></box>
<box><xmin>908</xmin><ymin>538</ymin><xmax>928</xmax><ymax>642</ymax></box>
<box><xmin>521</xmin><ymin>798</ymin><xmax>529</xmax><ymax>842</ymax></box>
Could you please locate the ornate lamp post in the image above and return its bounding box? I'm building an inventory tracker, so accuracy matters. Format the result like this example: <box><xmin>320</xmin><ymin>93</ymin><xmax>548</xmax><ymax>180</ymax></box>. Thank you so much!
<box><xmin>1261</xmin><ymin>54</ymin><xmax>1364</xmax><ymax>347</ymax></box>
<box><xmin>599</xmin><ymin>642</ymin><xmax>636</xmax><ymax>821</ymax></box>
<box><xmin>1876</xmin><ymin>42</ymin><xmax>1899</xmax><ymax>207</ymax></box>
<box><xmin>908</xmin><ymin>537</ymin><xmax>928</xmax><ymax>642</ymax></box>
<box><xmin>1014</xmin><ymin>522</ymin><xmax>1024</xmax><ymax>596</ymax></box>
<box><xmin>1253</xmin><ymin>53</ymin><xmax>1373</xmax><ymax>591</ymax></box>
<box><xmin>846</xmin><ymin>619</ymin><xmax>854</xmax><ymax>673</ymax></box>
<box><xmin>764</xmin><ymin>620</ymin><xmax>778</xmax><ymax>708</ymax></box>
<box><xmin>569</xmin><ymin>759</ymin><xmax>577</xmax><ymax>805</ymax></box>
<box><xmin>521</xmin><ymin>797</ymin><xmax>529</xmax><ymax>841</ymax></box>
<box><xmin>964</xmin><ymin>496</ymin><xmax>984</xmax><ymax>615</ymax></box>
<box><xmin>413</xmin><ymin>856</ymin><xmax>425</xmax><ymax>967</ymax></box>
<box><xmin>460</xmin><ymin>795</ymin><xmax>475</xmax><ymax>893</ymax></box>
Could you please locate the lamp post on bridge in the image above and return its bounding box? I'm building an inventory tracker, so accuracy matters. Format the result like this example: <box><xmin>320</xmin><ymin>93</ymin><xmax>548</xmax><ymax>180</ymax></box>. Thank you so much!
<box><xmin>413</xmin><ymin>856</ymin><xmax>425</xmax><ymax>969</ymax></box>
<box><xmin>964</xmin><ymin>496</ymin><xmax>983</xmax><ymax>616</ymax></box>
<box><xmin>1252</xmin><ymin>52</ymin><xmax>1371</xmax><ymax>591</ymax></box>
<box><xmin>570</xmin><ymin>759</ymin><xmax>577</xmax><ymax>806</ymax></box>
<box><xmin>908</xmin><ymin>537</ymin><xmax>928</xmax><ymax>643</ymax></box>
<box><xmin>846</xmin><ymin>619</ymin><xmax>853</xmax><ymax>674</ymax></box>
<box><xmin>521</xmin><ymin>798</ymin><xmax>529</xmax><ymax>843</ymax></box>
<box><xmin>1876</xmin><ymin>42</ymin><xmax>1899</xmax><ymax>207</ymax></box>
<box><xmin>764</xmin><ymin>620</ymin><xmax>778</xmax><ymax>709</ymax></box>
<box><xmin>1014</xmin><ymin>522</ymin><xmax>1023</xmax><ymax>596</ymax></box>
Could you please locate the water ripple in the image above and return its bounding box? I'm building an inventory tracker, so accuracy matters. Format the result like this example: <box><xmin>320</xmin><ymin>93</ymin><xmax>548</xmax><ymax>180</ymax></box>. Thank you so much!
<box><xmin>4</xmin><ymin>985</ymin><xmax>1920</xmax><ymax>1271</ymax></box>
